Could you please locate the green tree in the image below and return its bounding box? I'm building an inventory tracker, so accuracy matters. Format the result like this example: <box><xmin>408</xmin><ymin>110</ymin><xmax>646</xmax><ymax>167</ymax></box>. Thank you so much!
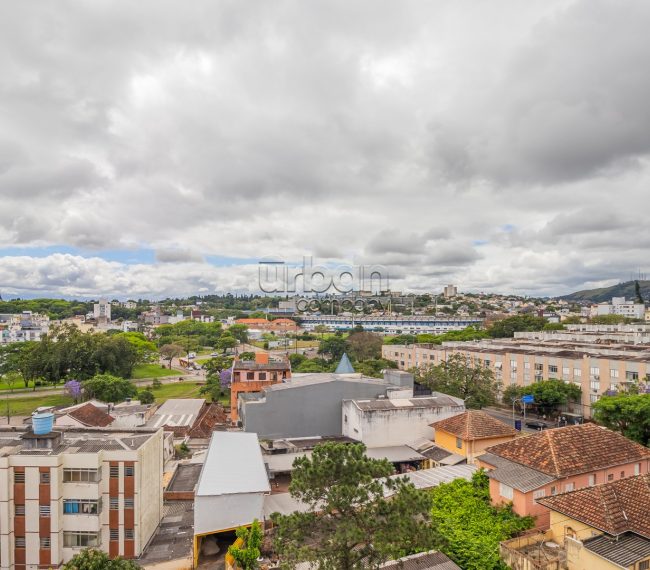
<box><xmin>415</xmin><ymin>353</ymin><xmax>500</xmax><ymax>409</ymax></box>
<box><xmin>526</xmin><ymin>380</ymin><xmax>582</xmax><ymax>415</ymax></box>
<box><xmin>592</xmin><ymin>393</ymin><xmax>650</xmax><ymax>445</ymax></box>
<box><xmin>318</xmin><ymin>336</ymin><xmax>347</xmax><ymax>362</ymax></box>
<box><xmin>636</xmin><ymin>280</ymin><xmax>645</xmax><ymax>304</ymax></box>
<box><xmin>228</xmin><ymin>519</ymin><xmax>263</xmax><ymax>570</ymax></box>
<box><xmin>216</xmin><ymin>334</ymin><xmax>238</xmax><ymax>353</ymax></box>
<box><xmin>159</xmin><ymin>343</ymin><xmax>184</xmax><ymax>369</ymax></box>
<box><xmin>228</xmin><ymin>323</ymin><xmax>250</xmax><ymax>343</ymax></box>
<box><xmin>487</xmin><ymin>315</ymin><xmax>548</xmax><ymax>338</ymax></box>
<box><xmin>271</xmin><ymin>442</ymin><xmax>439</xmax><ymax>570</ymax></box>
<box><xmin>63</xmin><ymin>547</ymin><xmax>142</xmax><ymax>569</ymax></box>
<box><xmin>314</xmin><ymin>324</ymin><xmax>329</xmax><ymax>338</ymax></box>
<box><xmin>139</xmin><ymin>388</ymin><xmax>155</xmax><ymax>405</ymax></box>
<box><xmin>82</xmin><ymin>374</ymin><xmax>138</xmax><ymax>403</ymax></box>
<box><xmin>430</xmin><ymin>471</ymin><xmax>534</xmax><ymax>570</ymax></box>
<box><xmin>239</xmin><ymin>351</ymin><xmax>256</xmax><ymax>361</ymax></box>
<box><xmin>203</xmin><ymin>356</ymin><xmax>233</xmax><ymax>376</ymax></box>
<box><xmin>345</xmin><ymin>331</ymin><xmax>383</xmax><ymax>361</ymax></box>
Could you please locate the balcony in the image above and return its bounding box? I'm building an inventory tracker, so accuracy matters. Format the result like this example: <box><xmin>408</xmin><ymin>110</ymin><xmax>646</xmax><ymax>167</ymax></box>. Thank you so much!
<box><xmin>500</xmin><ymin>532</ymin><xmax>567</xmax><ymax>570</ymax></box>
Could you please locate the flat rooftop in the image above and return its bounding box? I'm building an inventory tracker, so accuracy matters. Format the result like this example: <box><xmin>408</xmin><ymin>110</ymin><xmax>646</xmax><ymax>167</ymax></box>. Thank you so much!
<box><xmin>148</xmin><ymin>398</ymin><xmax>205</xmax><ymax>429</ymax></box>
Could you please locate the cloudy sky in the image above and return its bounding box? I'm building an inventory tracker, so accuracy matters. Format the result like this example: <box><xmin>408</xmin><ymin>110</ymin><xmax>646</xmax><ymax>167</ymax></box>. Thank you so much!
<box><xmin>1</xmin><ymin>0</ymin><xmax>649</xmax><ymax>299</ymax></box>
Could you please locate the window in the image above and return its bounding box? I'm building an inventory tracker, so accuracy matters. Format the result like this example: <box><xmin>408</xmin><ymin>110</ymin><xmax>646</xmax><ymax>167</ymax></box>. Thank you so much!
<box><xmin>535</xmin><ymin>363</ymin><xmax>543</xmax><ymax>371</ymax></box>
<box><xmin>246</xmin><ymin>372</ymin><xmax>255</xmax><ymax>380</ymax></box>
<box><xmin>110</xmin><ymin>497</ymin><xmax>119</xmax><ymax>510</ymax></box>
<box><xmin>524</xmin><ymin>362</ymin><xmax>531</xmax><ymax>370</ymax></box>
<box><xmin>499</xmin><ymin>483</ymin><xmax>514</xmax><ymax>500</ymax></box>
<box><xmin>610</xmin><ymin>369</ymin><xmax>619</xmax><ymax>379</ymax></box>
<box><xmin>64</xmin><ymin>532</ymin><xmax>100</xmax><ymax>548</ymax></box>
<box><xmin>110</xmin><ymin>465</ymin><xmax>119</xmax><ymax>478</ymax></box>
<box><xmin>590</xmin><ymin>367</ymin><xmax>600</xmax><ymax>377</ymax></box>
<box><xmin>110</xmin><ymin>529</ymin><xmax>119</xmax><ymax>541</ymax></box>
<box><xmin>40</xmin><ymin>471</ymin><xmax>50</xmax><ymax>484</ymax></box>
<box><xmin>564</xmin><ymin>483</ymin><xmax>575</xmax><ymax>492</ymax></box>
<box><xmin>562</xmin><ymin>367</ymin><xmax>570</xmax><ymax>376</ymax></box>
<box><xmin>64</xmin><ymin>499</ymin><xmax>100</xmax><ymax>515</ymax></box>
<box><xmin>259</xmin><ymin>372</ymin><xmax>267</xmax><ymax>381</ymax></box>
<box><xmin>14</xmin><ymin>471</ymin><xmax>25</xmax><ymax>483</ymax></box>
<box><xmin>626</xmin><ymin>371</ymin><xmax>639</xmax><ymax>381</ymax></box>
<box><xmin>15</xmin><ymin>537</ymin><xmax>25</xmax><ymax>548</ymax></box>
<box><xmin>125</xmin><ymin>528</ymin><xmax>134</xmax><ymax>540</ymax></box>
<box><xmin>590</xmin><ymin>394</ymin><xmax>600</xmax><ymax>404</ymax></box>
<box><xmin>551</xmin><ymin>486</ymin><xmax>558</xmax><ymax>495</ymax></box>
<box><xmin>590</xmin><ymin>380</ymin><xmax>600</xmax><ymax>391</ymax></box>
<box><xmin>125</xmin><ymin>465</ymin><xmax>134</xmax><ymax>477</ymax></box>
<box><xmin>15</xmin><ymin>504</ymin><xmax>25</xmax><ymax>516</ymax></box>
<box><xmin>63</xmin><ymin>468</ymin><xmax>100</xmax><ymax>483</ymax></box>
<box><xmin>608</xmin><ymin>473</ymin><xmax>614</xmax><ymax>482</ymax></box>
<box><xmin>574</xmin><ymin>368</ymin><xmax>582</xmax><ymax>377</ymax></box>
<box><xmin>621</xmin><ymin>471</ymin><xmax>626</xmax><ymax>479</ymax></box>
<box><xmin>533</xmin><ymin>489</ymin><xmax>546</xmax><ymax>500</ymax></box>
<box><xmin>39</xmin><ymin>505</ymin><xmax>50</xmax><ymax>517</ymax></box>
<box><xmin>456</xmin><ymin>437</ymin><xmax>462</xmax><ymax>449</ymax></box>
<box><xmin>549</xmin><ymin>365</ymin><xmax>558</xmax><ymax>374</ymax></box>
<box><xmin>124</xmin><ymin>498</ymin><xmax>134</xmax><ymax>509</ymax></box>
<box><xmin>40</xmin><ymin>537</ymin><xmax>51</xmax><ymax>549</ymax></box>
<box><xmin>635</xmin><ymin>463</ymin><xmax>641</xmax><ymax>476</ymax></box>
<box><xmin>638</xmin><ymin>560</ymin><xmax>649</xmax><ymax>570</ymax></box>
<box><xmin>589</xmin><ymin>474</ymin><xmax>596</xmax><ymax>486</ymax></box>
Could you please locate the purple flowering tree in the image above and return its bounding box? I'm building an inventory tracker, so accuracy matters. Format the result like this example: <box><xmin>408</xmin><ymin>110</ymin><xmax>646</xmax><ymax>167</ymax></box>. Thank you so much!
<box><xmin>219</xmin><ymin>369</ymin><xmax>232</xmax><ymax>389</ymax></box>
<box><xmin>64</xmin><ymin>380</ymin><xmax>82</xmax><ymax>403</ymax></box>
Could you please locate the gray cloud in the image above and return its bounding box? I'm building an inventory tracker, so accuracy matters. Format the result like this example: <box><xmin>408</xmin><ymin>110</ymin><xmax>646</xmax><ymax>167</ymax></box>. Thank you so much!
<box><xmin>0</xmin><ymin>0</ymin><xmax>648</xmax><ymax>297</ymax></box>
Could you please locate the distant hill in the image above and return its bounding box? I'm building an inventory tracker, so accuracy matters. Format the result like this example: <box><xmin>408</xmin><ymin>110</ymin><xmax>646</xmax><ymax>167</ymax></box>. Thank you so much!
<box><xmin>559</xmin><ymin>280</ymin><xmax>650</xmax><ymax>303</ymax></box>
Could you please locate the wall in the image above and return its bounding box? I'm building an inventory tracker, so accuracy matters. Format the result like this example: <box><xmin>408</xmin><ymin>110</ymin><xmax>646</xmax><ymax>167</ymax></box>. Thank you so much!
<box><xmin>138</xmin><ymin>429</ymin><xmax>164</xmax><ymax>557</ymax></box>
<box><xmin>434</xmin><ymin>430</ymin><xmax>516</xmax><ymax>462</ymax></box>
<box><xmin>194</xmin><ymin>493</ymin><xmax>264</xmax><ymax>536</ymax></box>
<box><xmin>342</xmin><ymin>400</ymin><xmax>464</xmax><ymax>447</ymax></box>
<box><xmin>242</xmin><ymin>379</ymin><xmax>393</xmax><ymax>439</ymax></box>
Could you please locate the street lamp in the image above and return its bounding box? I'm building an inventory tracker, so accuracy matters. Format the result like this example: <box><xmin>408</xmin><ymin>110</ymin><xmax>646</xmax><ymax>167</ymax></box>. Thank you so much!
<box><xmin>512</xmin><ymin>394</ymin><xmax>534</xmax><ymax>430</ymax></box>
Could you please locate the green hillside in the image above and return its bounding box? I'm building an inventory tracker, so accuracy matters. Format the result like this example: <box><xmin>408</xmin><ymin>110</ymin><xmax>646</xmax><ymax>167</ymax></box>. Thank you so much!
<box><xmin>559</xmin><ymin>280</ymin><xmax>650</xmax><ymax>303</ymax></box>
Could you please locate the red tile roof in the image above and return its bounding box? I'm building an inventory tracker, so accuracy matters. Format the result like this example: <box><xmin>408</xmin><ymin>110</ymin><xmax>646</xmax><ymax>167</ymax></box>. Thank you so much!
<box><xmin>67</xmin><ymin>403</ymin><xmax>114</xmax><ymax>428</ymax></box>
<box><xmin>538</xmin><ymin>474</ymin><xmax>650</xmax><ymax>539</ymax></box>
<box><xmin>431</xmin><ymin>410</ymin><xmax>517</xmax><ymax>441</ymax></box>
<box><xmin>485</xmin><ymin>423</ymin><xmax>650</xmax><ymax>478</ymax></box>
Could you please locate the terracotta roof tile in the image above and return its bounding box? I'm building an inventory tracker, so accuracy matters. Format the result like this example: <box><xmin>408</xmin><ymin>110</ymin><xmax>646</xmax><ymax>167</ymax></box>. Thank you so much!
<box><xmin>431</xmin><ymin>410</ymin><xmax>517</xmax><ymax>441</ymax></box>
<box><xmin>485</xmin><ymin>423</ymin><xmax>650</xmax><ymax>478</ymax></box>
<box><xmin>67</xmin><ymin>403</ymin><xmax>114</xmax><ymax>428</ymax></box>
<box><xmin>538</xmin><ymin>474</ymin><xmax>650</xmax><ymax>539</ymax></box>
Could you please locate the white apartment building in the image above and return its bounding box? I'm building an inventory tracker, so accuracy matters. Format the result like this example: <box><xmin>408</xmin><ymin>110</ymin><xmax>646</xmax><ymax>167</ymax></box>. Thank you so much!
<box><xmin>595</xmin><ymin>297</ymin><xmax>645</xmax><ymax>320</ymax></box>
<box><xmin>383</xmin><ymin>329</ymin><xmax>650</xmax><ymax>419</ymax></box>
<box><xmin>93</xmin><ymin>299</ymin><xmax>111</xmax><ymax>322</ymax></box>
<box><xmin>0</xmin><ymin>312</ymin><xmax>50</xmax><ymax>345</ymax></box>
<box><xmin>0</xmin><ymin>425</ymin><xmax>163</xmax><ymax>569</ymax></box>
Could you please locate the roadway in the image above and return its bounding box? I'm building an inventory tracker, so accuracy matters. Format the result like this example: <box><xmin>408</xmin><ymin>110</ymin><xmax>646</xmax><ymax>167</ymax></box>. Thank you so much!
<box><xmin>482</xmin><ymin>406</ymin><xmax>552</xmax><ymax>434</ymax></box>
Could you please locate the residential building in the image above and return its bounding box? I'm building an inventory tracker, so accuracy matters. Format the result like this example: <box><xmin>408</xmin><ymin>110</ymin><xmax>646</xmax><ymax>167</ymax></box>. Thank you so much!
<box><xmin>194</xmin><ymin>432</ymin><xmax>270</xmax><ymax>566</ymax></box>
<box><xmin>240</xmin><ymin>370</ymin><xmax>415</xmax><ymax>440</ymax></box>
<box><xmin>300</xmin><ymin>315</ymin><xmax>482</xmax><ymax>334</ymax></box>
<box><xmin>501</xmin><ymin>474</ymin><xmax>650</xmax><ymax>570</ymax></box>
<box><xmin>230</xmin><ymin>353</ymin><xmax>291</xmax><ymax>423</ymax></box>
<box><xmin>55</xmin><ymin>403</ymin><xmax>115</xmax><ymax>429</ymax></box>
<box><xmin>443</xmin><ymin>285</ymin><xmax>458</xmax><ymax>299</ymax></box>
<box><xmin>595</xmin><ymin>297</ymin><xmax>645</xmax><ymax>320</ymax></box>
<box><xmin>0</xmin><ymin>311</ymin><xmax>50</xmax><ymax>344</ymax></box>
<box><xmin>93</xmin><ymin>299</ymin><xmax>111</xmax><ymax>323</ymax></box>
<box><xmin>342</xmin><ymin>392</ymin><xmax>465</xmax><ymax>447</ymax></box>
<box><xmin>234</xmin><ymin>317</ymin><xmax>298</xmax><ymax>334</ymax></box>
<box><xmin>382</xmin><ymin>326</ymin><xmax>650</xmax><ymax>418</ymax></box>
<box><xmin>430</xmin><ymin>410</ymin><xmax>518</xmax><ymax>463</ymax></box>
<box><xmin>477</xmin><ymin>423</ymin><xmax>650</xmax><ymax>528</ymax></box>
<box><xmin>0</xmin><ymin>422</ymin><xmax>164</xmax><ymax>567</ymax></box>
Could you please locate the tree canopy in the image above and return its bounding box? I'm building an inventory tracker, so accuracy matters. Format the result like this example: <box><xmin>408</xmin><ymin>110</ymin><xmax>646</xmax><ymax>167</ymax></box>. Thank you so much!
<box><xmin>487</xmin><ymin>315</ymin><xmax>548</xmax><ymax>338</ymax></box>
<box><xmin>82</xmin><ymin>374</ymin><xmax>138</xmax><ymax>403</ymax></box>
<box><xmin>62</xmin><ymin>548</ymin><xmax>141</xmax><ymax>570</ymax></box>
<box><xmin>502</xmin><ymin>380</ymin><xmax>582</xmax><ymax>415</ymax></box>
<box><xmin>415</xmin><ymin>353</ymin><xmax>500</xmax><ymax>409</ymax></box>
<box><xmin>592</xmin><ymin>393</ymin><xmax>650</xmax><ymax>446</ymax></box>
<box><xmin>271</xmin><ymin>442</ymin><xmax>439</xmax><ymax>570</ymax></box>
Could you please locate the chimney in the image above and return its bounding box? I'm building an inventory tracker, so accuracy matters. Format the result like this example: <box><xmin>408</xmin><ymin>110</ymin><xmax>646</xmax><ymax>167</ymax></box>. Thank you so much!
<box><xmin>255</xmin><ymin>352</ymin><xmax>269</xmax><ymax>365</ymax></box>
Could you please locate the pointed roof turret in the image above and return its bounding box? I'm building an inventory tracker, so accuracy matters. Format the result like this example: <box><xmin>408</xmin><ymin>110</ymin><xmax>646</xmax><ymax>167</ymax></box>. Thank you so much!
<box><xmin>335</xmin><ymin>353</ymin><xmax>355</xmax><ymax>374</ymax></box>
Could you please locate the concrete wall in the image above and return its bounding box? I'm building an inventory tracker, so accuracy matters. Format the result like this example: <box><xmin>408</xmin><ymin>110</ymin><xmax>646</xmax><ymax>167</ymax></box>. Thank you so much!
<box><xmin>138</xmin><ymin>429</ymin><xmax>164</xmax><ymax>556</ymax></box>
<box><xmin>194</xmin><ymin>493</ymin><xmax>264</xmax><ymax>535</ymax></box>
<box><xmin>435</xmin><ymin>430</ymin><xmax>516</xmax><ymax>462</ymax></box>
<box><xmin>342</xmin><ymin>400</ymin><xmax>464</xmax><ymax>447</ymax></box>
<box><xmin>242</xmin><ymin>379</ymin><xmax>393</xmax><ymax>439</ymax></box>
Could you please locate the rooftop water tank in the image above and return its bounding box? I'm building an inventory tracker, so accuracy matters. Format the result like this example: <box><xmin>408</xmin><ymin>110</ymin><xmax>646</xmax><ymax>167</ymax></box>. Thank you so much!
<box><xmin>32</xmin><ymin>412</ymin><xmax>54</xmax><ymax>435</ymax></box>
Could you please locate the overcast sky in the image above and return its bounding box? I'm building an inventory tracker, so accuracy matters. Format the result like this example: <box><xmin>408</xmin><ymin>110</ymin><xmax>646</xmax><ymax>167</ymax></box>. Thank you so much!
<box><xmin>1</xmin><ymin>0</ymin><xmax>649</xmax><ymax>299</ymax></box>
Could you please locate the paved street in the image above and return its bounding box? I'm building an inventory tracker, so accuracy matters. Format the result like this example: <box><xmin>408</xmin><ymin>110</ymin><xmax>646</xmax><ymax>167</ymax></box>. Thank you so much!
<box><xmin>483</xmin><ymin>406</ymin><xmax>552</xmax><ymax>434</ymax></box>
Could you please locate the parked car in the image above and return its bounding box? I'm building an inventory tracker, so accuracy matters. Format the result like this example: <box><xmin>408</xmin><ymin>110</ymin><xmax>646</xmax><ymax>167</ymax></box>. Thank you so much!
<box><xmin>525</xmin><ymin>420</ymin><xmax>548</xmax><ymax>431</ymax></box>
<box><xmin>210</xmin><ymin>352</ymin><xmax>219</xmax><ymax>357</ymax></box>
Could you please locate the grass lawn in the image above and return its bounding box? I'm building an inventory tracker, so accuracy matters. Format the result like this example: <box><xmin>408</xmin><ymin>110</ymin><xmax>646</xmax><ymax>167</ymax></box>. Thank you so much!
<box><xmin>149</xmin><ymin>381</ymin><xmax>203</xmax><ymax>403</ymax></box>
<box><xmin>4</xmin><ymin>394</ymin><xmax>73</xmax><ymax>417</ymax></box>
<box><xmin>130</xmin><ymin>364</ymin><xmax>181</xmax><ymax>379</ymax></box>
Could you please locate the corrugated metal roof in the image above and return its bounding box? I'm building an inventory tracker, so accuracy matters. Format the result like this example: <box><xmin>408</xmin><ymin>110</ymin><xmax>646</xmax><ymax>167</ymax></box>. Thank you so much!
<box><xmin>366</xmin><ymin>446</ymin><xmax>427</xmax><ymax>463</ymax></box>
<box><xmin>481</xmin><ymin>452</ymin><xmax>556</xmax><ymax>492</ymax></box>
<box><xmin>196</xmin><ymin>432</ymin><xmax>271</xmax><ymax>496</ymax></box>
<box><xmin>385</xmin><ymin>464</ymin><xmax>477</xmax><ymax>495</ymax></box>
<box><xmin>584</xmin><ymin>533</ymin><xmax>650</xmax><ymax>567</ymax></box>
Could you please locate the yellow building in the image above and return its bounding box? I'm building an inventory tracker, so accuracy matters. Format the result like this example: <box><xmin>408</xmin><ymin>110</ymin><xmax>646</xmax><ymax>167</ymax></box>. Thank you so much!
<box><xmin>430</xmin><ymin>410</ymin><xmax>518</xmax><ymax>463</ymax></box>
<box><xmin>501</xmin><ymin>473</ymin><xmax>650</xmax><ymax>570</ymax></box>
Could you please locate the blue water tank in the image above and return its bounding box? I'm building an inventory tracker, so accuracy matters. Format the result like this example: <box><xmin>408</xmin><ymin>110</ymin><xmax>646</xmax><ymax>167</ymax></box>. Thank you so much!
<box><xmin>32</xmin><ymin>412</ymin><xmax>54</xmax><ymax>435</ymax></box>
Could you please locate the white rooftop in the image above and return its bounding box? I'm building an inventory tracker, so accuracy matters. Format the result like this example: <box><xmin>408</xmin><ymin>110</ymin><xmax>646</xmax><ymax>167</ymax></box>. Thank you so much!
<box><xmin>196</xmin><ymin>432</ymin><xmax>271</xmax><ymax>497</ymax></box>
<box><xmin>149</xmin><ymin>398</ymin><xmax>205</xmax><ymax>428</ymax></box>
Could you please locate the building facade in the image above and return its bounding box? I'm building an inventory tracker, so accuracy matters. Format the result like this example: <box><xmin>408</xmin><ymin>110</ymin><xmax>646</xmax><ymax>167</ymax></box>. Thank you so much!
<box><xmin>0</xmin><ymin>426</ymin><xmax>164</xmax><ymax>568</ymax></box>
<box><xmin>300</xmin><ymin>315</ymin><xmax>482</xmax><ymax>335</ymax></box>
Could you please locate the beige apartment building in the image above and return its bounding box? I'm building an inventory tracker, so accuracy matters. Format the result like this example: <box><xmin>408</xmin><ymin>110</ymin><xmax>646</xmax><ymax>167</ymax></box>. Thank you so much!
<box><xmin>0</xmin><ymin>425</ymin><xmax>164</xmax><ymax>569</ymax></box>
<box><xmin>382</xmin><ymin>325</ymin><xmax>650</xmax><ymax>418</ymax></box>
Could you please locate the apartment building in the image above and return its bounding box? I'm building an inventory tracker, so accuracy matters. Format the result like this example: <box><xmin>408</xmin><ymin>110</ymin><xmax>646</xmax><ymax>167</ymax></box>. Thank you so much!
<box><xmin>0</xmin><ymin>423</ymin><xmax>164</xmax><ymax>568</ymax></box>
<box><xmin>300</xmin><ymin>315</ymin><xmax>482</xmax><ymax>334</ymax></box>
<box><xmin>382</xmin><ymin>326</ymin><xmax>650</xmax><ymax>418</ymax></box>
<box><xmin>0</xmin><ymin>312</ymin><xmax>50</xmax><ymax>345</ymax></box>
<box><xmin>595</xmin><ymin>297</ymin><xmax>645</xmax><ymax>320</ymax></box>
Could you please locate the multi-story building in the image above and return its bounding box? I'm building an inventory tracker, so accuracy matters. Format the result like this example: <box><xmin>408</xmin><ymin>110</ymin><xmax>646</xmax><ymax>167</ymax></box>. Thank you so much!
<box><xmin>443</xmin><ymin>285</ymin><xmax>458</xmax><ymax>299</ymax></box>
<box><xmin>0</xmin><ymin>312</ymin><xmax>50</xmax><ymax>345</ymax></box>
<box><xmin>477</xmin><ymin>423</ymin><xmax>650</xmax><ymax>528</ymax></box>
<box><xmin>93</xmin><ymin>299</ymin><xmax>111</xmax><ymax>323</ymax></box>
<box><xmin>595</xmin><ymin>297</ymin><xmax>645</xmax><ymax>320</ymax></box>
<box><xmin>0</xmin><ymin>422</ymin><xmax>164</xmax><ymax>568</ymax></box>
<box><xmin>300</xmin><ymin>315</ymin><xmax>482</xmax><ymax>335</ymax></box>
<box><xmin>382</xmin><ymin>324</ymin><xmax>650</xmax><ymax>418</ymax></box>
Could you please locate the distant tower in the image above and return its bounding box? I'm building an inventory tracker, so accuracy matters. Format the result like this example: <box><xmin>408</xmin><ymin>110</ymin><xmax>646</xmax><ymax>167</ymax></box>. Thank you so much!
<box><xmin>93</xmin><ymin>298</ymin><xmax>111</xmax><ymax>323</ymax></box>
<box><xmin>443</xmin><ymin>285</ymin><xmax>458</xmax><ymax>299</ymax></box>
